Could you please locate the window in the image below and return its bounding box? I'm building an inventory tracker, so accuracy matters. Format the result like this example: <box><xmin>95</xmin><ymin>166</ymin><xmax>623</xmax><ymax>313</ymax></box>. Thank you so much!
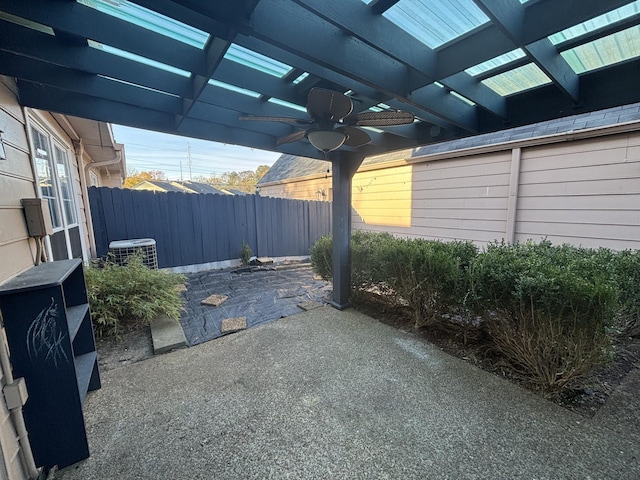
<box><xmin>31</xmin><ymin>127</ymin><xmax>62</xmax><ymax>228</ymax></box>
<box><xmin>29</xmin><ymin>121</ymin><xmax>83</xmax><ymax>261</ymax></box>
<box><xmin>54</xmin><ymin>145</ymin><xmax>77</xmax><ymax>225</ymax></box>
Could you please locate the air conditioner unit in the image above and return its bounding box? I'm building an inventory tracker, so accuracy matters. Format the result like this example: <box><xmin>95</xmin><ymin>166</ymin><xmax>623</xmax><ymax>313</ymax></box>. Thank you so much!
<box><xmin>108</xmin><ymin>238</ymin><xmax>158</xmax><ymax>269</ymax></box>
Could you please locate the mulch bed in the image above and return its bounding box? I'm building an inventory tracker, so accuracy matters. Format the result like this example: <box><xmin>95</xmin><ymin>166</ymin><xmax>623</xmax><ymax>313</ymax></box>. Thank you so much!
<box><xmin>353</xmin><ymin>291</ymin><xmax>640</xmax><ymax>418</ymax></box>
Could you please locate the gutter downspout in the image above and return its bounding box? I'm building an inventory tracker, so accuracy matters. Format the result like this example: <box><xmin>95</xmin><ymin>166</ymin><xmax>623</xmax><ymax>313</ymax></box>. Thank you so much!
<box><xmin>0</xmin><ymin>329</ymin><xmax>39</xmax><ymax>479</ymax></box>
<box><xmin>74</xmin><ymin>140</ymin><xmax>96</xmax><ymax>258</ymax></box>
<box><xmin>82</xmin><ymin>145</ymin><xmax>123</xmax><ymax>258</ymax></box>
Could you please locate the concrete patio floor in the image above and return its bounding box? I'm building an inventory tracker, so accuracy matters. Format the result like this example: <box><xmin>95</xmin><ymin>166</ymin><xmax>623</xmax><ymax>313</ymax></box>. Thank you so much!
<box><xmin>59</xmin><ymin>307</ymin><xmax>639</xmax><ymax>480</ymax></box>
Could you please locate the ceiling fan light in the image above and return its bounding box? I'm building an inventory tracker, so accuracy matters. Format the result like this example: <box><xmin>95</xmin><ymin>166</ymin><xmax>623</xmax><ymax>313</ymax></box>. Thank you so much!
<box><xmin>307</xmin><ymin>129</ymin><xmax>346</xmax><ymax>152</ymax></box>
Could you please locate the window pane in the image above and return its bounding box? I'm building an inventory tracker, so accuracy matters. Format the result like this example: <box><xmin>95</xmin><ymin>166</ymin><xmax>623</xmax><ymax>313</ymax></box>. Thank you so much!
<box><xmin>55</xmin><ymin>146</ymin><xmax>77</xmax><ymax>225</ymax></box>
<box><xmin>31</xmin><ymin>127</ymin><xmax>62</xmax><ymax>228</ymax></box>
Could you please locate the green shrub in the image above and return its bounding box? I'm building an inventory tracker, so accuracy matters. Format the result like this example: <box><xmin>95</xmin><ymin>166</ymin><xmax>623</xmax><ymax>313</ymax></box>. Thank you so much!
<box><xmin>351</xmin><ymin>231</ymin><xmax>396</xmax><ymax>297</ymax></box>
<box><xmin>310</xmin><ymin>232</ymin><xmax>477</xmax><ymax>326</ymax></box>
<box><xmin>310</xmin><ymin>234</ymin><xmax>333</xmax><ymax>281</ymax></box>
<box><xmin>85</xmin><ymin>253</ymin><xmax>186</xmax><ymax>337</ymax></box>
<box><xmin>471</xmin><ymin>240</ymin><xmax>618</xmax><ymax>326</ymax></box>
<box><xmin>471</xmin><ymin>240</ymin><xmax>618</xmax><ymax>391</ymax></box>
<box><xmin>609</xmin><ymin>249</ymin><xmax>640</xmax><ymax>334</ymax></box>
<box><xmin>381</xmin><ymin>238</ymin><xmax>477</xmax><ymax>328</ymax></box>
<box><xmin>240</xmin><ymin>241</ymin><xmax>253</xmax><ymax>265</ymax></box>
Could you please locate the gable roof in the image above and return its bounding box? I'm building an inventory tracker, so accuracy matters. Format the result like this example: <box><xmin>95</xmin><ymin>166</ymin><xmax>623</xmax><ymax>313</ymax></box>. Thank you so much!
<box><xmin>135</xmin><ymin>180</ymin><xmax>187</xmax><ymax>192</ymax></box>
<box><xmin>259</xmin><ymin>101</ymin><xmax>640</xmax><ymax>184</ymax></box>
<box><xmin>174</xmin><ymin>181</ymin><xmax>229</xmax><ymax>195</ymax></box>
<box><xmin>131</xmin><ymin>179</ymin><xmax>231</xmax><ymax>194</ymax></box>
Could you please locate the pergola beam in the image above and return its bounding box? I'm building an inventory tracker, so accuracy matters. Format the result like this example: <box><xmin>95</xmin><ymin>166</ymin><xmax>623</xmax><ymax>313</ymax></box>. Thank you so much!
<box><xmin>472</xmin><ymin>0</ymin><xmax>579</xmax><ymax>103</ymax></box>
<box><xmin>0</xmin><ymin>20</ymin><xmax>192</xmax><ymax>97</ymax></box>
<box><xmin>178</xmin><ymin>36</ymin><xmax>232</xmax><ymax>128</ymax></box>
<box><xmin>213</xmin><ymin>61</ymin><xmax>308</xmax><ymax>107</ymax></box>
<box><xmin>438</xmin><ymin>0</ymin><xmax>632</xmax><ymax>78</ymax></box>
<box><xmin>15</xmin><ymin>80</ymin><xmax>317</xmax><ymax>158</ymax></box>
<box><xmin>0</xmin><ymin>0</ymin><xmax>211</xmax><ymax>76</ymax></box>
<box><xmin>524</xmin><ymin>38</ymin><xmax>579</xmax><ymax>102</ymax></box>
<box><xmin>292</xmin><ymin>0</ymin><xmax>506</xmax><ymax>118</ymax></box>
<box><xmin>368</xmin><ymin>0</ymin><xmax>400</xmax><ymax>15</ymax></box>
<box><xmin>245</xmin><ymin>0</ymin><xmax>478</xmax><ymax>132</ymax></box>
<box><xmin>234</xmin><ymin>34</ymin><xmax>464</xmax><ymax>131</ymax></box>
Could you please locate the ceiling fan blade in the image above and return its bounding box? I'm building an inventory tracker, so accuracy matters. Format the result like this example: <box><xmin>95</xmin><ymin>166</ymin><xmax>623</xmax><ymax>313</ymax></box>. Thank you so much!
<box><xmin>277</xmin><ymin>130</ymin><xmax>307</xmax><ymax>146</ymax></box>
<box><xmin>338</xmin><ymin>126</ymin><xmax>371</xmax><ymax>148</ymax></box>
<box><xmin>307</xmin><ymin>88</ymin><xmax>353</xmax><ymax>121</ymax></box>
<box><xmin>344</xmin><ymin>110</ymin><xmax>415</xmax><ymax>127</ymax></box>
<box><xmin>240</xmin><ymin>115</ymin><xmax>313</xmax><ymax>125</ymax></box>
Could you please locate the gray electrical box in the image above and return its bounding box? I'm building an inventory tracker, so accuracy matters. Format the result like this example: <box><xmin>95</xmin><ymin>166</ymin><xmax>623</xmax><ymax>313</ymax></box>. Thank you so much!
<box><xmin>21</xmin><ymin>198</ymin><xmax>53</xmax><ymax>237</ymax></box>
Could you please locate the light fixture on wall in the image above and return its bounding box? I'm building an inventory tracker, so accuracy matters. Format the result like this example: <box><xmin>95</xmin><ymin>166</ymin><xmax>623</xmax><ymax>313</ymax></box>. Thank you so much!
<box><xmin>306</xmin><ymin>129</ymin><xmax>346</xmax><ymax>153</ymax></box>
<box><xmin>0</xmin><ymin>130</ymin><xmax>6</xmax><ymax>160</ymax></box>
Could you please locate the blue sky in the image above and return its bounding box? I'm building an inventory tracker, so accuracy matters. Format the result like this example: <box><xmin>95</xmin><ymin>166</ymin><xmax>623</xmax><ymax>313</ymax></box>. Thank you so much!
<box><xmin>112</xmin><ymin>124</ymin><xmax>281</xmax><ymax>181</ymax></box>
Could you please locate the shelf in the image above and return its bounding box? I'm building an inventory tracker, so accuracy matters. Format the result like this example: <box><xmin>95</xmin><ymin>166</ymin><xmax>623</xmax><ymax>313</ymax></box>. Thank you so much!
<box><xmin>0</xmin><ymin>259</ymin><xmax>81</xmax><ymax>294</ymax></box>
<box><xmin>0</xmin><ymin>259</ymin><xmax>100</xmax><ymax>468</ymax></box>
<box><xmin>75</xmin><ymin>351</ymin><xmax>97</xmax><ymax>403</ymax></box>
<box><xmin>67</xmin><ymin>304</ymin><xmax>90</xmax><ymax>340</ymax></box>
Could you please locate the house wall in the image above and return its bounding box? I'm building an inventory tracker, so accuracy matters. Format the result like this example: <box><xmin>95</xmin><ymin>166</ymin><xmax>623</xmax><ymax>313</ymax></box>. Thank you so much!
<box><xmin>259</xmin><ymin>126</ymin><xmax>640</xmax><ymax>251</ymax></box>
<box><xmin>97</xmin><ymin>170</ymin><xmax>122</xmax><ymax>189</ymax></box>
<box><xmin>0</xmin><ymin>76</ymin><xmax>124</xmax><ymax>479</ymax></box>
<box><xmin>0</xmin><ymin>79</ymin><xmax>39</xmax><ymax>280</ymax></box>
<box><xmin>258</xmin><ymin>175</ymin><xmax>332</xmax><ymax>202</ymax></box>
<box><xmin>515</xmin><ymin>132</ymin><xmax>640</xmax><ymax>249</ymax></box>
<box><xmin>0</xmin><ymin>76</ymin><xmax>34</xmax><ymax>480</ymax></box>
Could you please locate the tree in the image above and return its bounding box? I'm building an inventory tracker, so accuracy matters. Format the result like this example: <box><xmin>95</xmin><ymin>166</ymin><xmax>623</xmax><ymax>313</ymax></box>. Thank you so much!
<box><xmin>201</xmin><ymin>165</ymin><xmax>270</xmax><ymax>193</ymax></box>
<box><xmin>123</xmin><ymin>170</ymin><xmax>166</xmax><ymax>188</ymax></box>
<box><xmin>255</xmin><ymin>165</ymin><xmax>269</xmax><ymax>181</ymax></box>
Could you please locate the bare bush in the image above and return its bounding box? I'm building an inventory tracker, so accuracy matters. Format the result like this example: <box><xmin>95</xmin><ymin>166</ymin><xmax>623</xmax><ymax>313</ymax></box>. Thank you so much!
<box><xmin>487</xmin><ymin>308</ymin><xmax>611</xmax><ymax>392</ymax></box>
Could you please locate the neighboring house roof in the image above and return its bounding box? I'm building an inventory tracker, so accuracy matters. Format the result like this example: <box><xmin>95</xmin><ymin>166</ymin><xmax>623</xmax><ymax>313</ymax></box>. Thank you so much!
<box><xmin>131</xmin><ymin>180</ymin><xmax>233</xmax><ymax>195</ymax></box>
<box><xmin>174</xmin><ymin>181</ymin><xmax>229</xmax><ymax>195</ymax></box>
<box><xmin>258</xmin><ymin>155</ymin><xmax>329</xmax><ymax>184</ymax></box>
<box><xmin>223</xmin><ymin>188</ymin><xmax>249</xmax><ymax>196</ymax></box>
<box><xmin>132</xmin><ymin>180</ymin><xmax>187</xmax><ymax>192</ymax></box>
<box><xmin>259</xmin><ymin>102</ymin><xmax>640</xmax><ymax>185</ymax></box>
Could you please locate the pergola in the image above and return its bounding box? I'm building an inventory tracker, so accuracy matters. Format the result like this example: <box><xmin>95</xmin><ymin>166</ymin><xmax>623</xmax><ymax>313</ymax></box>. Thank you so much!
<box><xmin>1</xmin><ymin>0</ymin><xmax>639</xmax><ymax>307</ymax></box>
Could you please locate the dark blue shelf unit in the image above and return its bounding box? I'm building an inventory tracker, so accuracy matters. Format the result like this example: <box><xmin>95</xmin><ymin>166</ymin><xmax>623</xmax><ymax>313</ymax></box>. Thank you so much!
<box><xmin>0</xmin><ymin>259</ymin><xmax>101</xmax><ymax>469</ymax></box>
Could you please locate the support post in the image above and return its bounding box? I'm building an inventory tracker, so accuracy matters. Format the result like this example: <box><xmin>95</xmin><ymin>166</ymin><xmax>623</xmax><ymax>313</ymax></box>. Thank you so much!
<box><xmin>329</xmin><ymin>151</ymin><xmax>364</xmax><ymax>310</ymax></box>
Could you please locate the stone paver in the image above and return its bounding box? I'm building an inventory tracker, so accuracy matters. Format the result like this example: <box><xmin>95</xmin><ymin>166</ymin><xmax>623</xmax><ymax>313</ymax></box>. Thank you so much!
<box><xmin>180</xmin><ymin>266</ymin><xmax>331</xmax><ymax>345</ymax></box>
<box><xmin>150</xmin><ymin>315</ymin><xmax>187</xmax><ymax>354</ymax></box>
<box><xmin>220</xmin><ymin>316</ymin><xmax>247</xmax><ymax>334</ymax></box>
<box><xmin>200</xmin><ymin>294</ymin><xmax>228</xmax><ymax>306</ymax></box>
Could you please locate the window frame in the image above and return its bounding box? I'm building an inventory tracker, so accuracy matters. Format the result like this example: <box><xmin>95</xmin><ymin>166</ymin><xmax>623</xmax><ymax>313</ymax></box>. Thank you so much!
<box><xmin>26</xmin><ymin>114</ymin><xmax>84</xmax><ymax>261</ymax></box>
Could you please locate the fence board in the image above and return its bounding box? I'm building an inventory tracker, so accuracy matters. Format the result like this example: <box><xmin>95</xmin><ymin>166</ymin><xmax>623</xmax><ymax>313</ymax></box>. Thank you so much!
<box><xmin>89</xmin><ymin>188</ymin><xmax>331</xmax><ymax>268</ymax></box>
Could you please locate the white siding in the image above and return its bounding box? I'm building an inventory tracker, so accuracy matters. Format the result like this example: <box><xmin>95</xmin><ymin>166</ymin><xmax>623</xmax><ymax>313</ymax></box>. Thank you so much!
<box><xmin>262</xmin><ymin>125</ymin><xmax>640</xmax><ymax>252</ymax></box>
<box><xmin>0</xmin><ymin>77</ymin><xmax>32</xmax><ymax>480</ymax></box>
<box><xmin>354</xmin><ymin>152</ymin><xmax>512</xmax><ymax>246</ymax></box>
<box><xmin>260</xmin><ymin>176</ymin><xmax>331</xmax><ymax>201</ymax></box>
<box><xmin>515</xmin><ymin>132</ymin><xmax>640</xmax><ymax>249</ymax></box>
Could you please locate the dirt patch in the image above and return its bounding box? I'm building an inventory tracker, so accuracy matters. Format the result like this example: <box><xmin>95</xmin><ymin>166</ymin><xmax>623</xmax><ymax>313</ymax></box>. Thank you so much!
<box><xmin>95</xmin><ymin>327</ymin><xmax>154</xmax><ymax>372</ymax></box>
<box><xmin>353</xmin><ymin>292</ymin><xmax>640</xmax><ymax>418</ymax></box>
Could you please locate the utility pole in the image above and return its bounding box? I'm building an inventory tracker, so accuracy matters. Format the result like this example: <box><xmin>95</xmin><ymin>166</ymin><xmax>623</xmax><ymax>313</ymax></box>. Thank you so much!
<box><xmin>187</xmin><ymin>142</ymin><xmax>192</xmax><ymax>181</ymax></box>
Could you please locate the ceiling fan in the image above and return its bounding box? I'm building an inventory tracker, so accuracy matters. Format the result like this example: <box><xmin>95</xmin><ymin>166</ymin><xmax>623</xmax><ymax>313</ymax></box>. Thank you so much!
<box><xmin>239</xmin><ymin>88</ymin><xmax>415</xmax><ymax>153</ymax></box>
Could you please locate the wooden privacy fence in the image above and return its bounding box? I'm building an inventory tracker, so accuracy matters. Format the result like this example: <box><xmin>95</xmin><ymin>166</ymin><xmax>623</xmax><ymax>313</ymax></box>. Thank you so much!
<box><xmin>88</xmin><ymin>187</ymin><xmax>331</xmax><ymax>268</ymax></box>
